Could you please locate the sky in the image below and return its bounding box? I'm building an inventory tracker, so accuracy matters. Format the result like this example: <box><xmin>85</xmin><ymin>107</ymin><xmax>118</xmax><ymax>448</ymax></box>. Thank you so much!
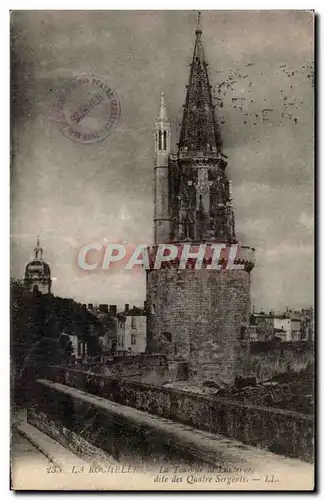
<box><xmin>10</xmin><ymin>10</ymin><xmax>314</xmax><ymax>311</ymax></box>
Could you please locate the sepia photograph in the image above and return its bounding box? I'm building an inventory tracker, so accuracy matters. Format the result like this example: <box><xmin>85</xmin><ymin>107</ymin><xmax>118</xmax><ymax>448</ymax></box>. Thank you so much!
<box><xmin>10</xmin><ymin>9</ymin><xmax>315</xmax><ymax>491</ymax></box>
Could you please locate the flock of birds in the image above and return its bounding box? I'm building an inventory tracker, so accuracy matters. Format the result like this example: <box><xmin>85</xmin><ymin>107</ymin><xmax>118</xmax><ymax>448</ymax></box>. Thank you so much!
<box><xmin>212</xmin><ymin>62</ymin><xmax>314</xmax><ymax>128</ymax></box>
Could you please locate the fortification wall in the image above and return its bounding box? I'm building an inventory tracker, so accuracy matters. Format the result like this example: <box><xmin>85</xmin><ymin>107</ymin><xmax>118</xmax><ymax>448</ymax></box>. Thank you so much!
<box><xmin>42</xmin><ymin>367</ymin><xmax>313</xmax><ymax>462</ymax></box>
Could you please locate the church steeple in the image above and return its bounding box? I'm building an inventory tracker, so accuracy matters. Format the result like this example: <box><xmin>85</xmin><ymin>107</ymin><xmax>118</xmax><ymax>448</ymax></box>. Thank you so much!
<box><xmin>178</xmin><ymin>12</ymin><xmax>222</xmax><ymax>155</ymax></box>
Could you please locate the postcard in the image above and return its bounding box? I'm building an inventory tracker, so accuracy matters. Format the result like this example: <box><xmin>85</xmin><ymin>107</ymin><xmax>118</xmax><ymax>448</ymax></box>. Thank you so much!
<box><xmin>10</xmin><ymin>10</ymin><xmax>315</xmax><ymax>491</ymax></box>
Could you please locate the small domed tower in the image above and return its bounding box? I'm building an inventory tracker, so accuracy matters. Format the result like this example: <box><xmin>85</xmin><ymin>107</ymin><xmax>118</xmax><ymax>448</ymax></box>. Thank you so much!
<box><xmin>25</xmin><ymin>236</ymin><xmax>52</xmax><ymax>294</ymax></box>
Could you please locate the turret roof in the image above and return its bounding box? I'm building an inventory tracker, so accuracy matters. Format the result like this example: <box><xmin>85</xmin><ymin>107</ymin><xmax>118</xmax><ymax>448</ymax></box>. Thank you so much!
<box><xmin>178</xmin><ymin>12</ymin><xmax>223</xmax><ymax>154</ymax></box>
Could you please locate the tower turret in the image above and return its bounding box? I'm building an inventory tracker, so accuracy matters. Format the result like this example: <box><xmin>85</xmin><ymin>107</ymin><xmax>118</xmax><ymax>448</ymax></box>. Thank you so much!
<box><xmin>154</xmin><ymin>92</ymin><xmax>171</xmax><ymax>244</ymax></box>
<box><xmin>146</xmin><ymin>12</ymin><xmax>255</xmax><ymax>386</ymax></box>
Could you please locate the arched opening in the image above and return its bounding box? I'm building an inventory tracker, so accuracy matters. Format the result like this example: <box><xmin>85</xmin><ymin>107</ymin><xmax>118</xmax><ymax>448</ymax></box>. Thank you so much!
<box><xmin>163</xmin><ymin>130</ymin><xmax>167</xmax><ymax>150</ymax></box>
<box><xmin>33</xmin><ymin>284</ymin><xmax>39</xmax><ymax>294</ymax></box>
<box><xmin>158</xmin><ymin>130</ymin><xmax>162</xmax><ymax>150</ymax></box>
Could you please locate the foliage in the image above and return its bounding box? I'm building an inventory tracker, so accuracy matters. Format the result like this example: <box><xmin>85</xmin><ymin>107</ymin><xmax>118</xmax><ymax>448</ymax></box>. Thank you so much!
<box><xmin>10</xmin><ymin>279</ymin><xmax>103</xmax><ymax>403</ymax></box>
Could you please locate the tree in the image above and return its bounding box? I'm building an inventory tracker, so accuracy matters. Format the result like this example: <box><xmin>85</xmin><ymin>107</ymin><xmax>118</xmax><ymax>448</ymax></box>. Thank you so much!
<box><xmin>10</xmin><ymin>279</ymin><xmax>103</xmax><ymax>405</ymax></box>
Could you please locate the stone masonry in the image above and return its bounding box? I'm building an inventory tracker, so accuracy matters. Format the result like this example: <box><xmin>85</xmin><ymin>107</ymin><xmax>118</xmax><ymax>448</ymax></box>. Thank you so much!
<box><xmin>147</xmin><ymin>267</ymin><xmax>251</xmax><ymax>385</ymax></box>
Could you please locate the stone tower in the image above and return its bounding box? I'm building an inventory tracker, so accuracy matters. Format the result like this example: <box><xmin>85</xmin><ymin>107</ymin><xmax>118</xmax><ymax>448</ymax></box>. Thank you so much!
<box><xmin>25</xmin><ymin>236</ymin><xmax>52</xmax><ymax>294</ymax></box>
<box><xmin>147</xmin><ymin>14</ymin><xmax>255</xmax><ymax>386</ymax></box>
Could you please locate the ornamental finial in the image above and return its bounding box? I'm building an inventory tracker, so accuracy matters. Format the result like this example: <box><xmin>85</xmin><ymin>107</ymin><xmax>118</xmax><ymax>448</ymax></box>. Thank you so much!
<box><xmin>34</xmin><ymin>235</ymin><xmax>43</xmax><ymax>260</ymax></box>
<box><xmin>158</xmin><ymin>92</ymin><xmax>168</xmax><ymax>120</ymax></box>
<box><xmin>195</xmin><ymin>11</ymin><xmax>202</xmax><ymax>35</ymax></box>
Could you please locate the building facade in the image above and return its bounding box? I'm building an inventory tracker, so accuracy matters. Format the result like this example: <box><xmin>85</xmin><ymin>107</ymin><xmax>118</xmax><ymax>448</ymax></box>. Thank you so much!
<box><xmin>250</xmin><ymin>312</ymin><xmax>302</xmax><ymax>342</ymax></box>
<box><xmin>146</xmin><ymin>15</ymin><xmax>255</xmax><ymax>385</ymax></box>
<box><xmin>68</xmin><ymin>334</ymin><xmax>88</xmax><ymax>362</ymax></box>
<box><xmin>117</xmin><ymin>304</ymin><xmax>147</xmax><ymax>354</ymax></box>
<box><xmin>301</xmin><ymin>308</ymin><xmax>314</xmax><ymax>342</ymax></box>
<box><xmin>250</xmin><ymin>313</ymin><xmax>275</xmax><ymax>342</ymax></box>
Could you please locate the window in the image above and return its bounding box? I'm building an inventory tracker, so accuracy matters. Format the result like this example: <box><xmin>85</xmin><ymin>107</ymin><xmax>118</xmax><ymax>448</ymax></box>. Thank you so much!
<box><xmin>158</xmin><ymin>130</ymin><xmax>162</xmax><ymax>150</ymax></box>
<box><xmin>131</xmin><ymin>316</ymin><xmax>136</xmax><ymax>329</ymax></box>
<box><xmin>240</xmin><ymin>326</ymin><xmax>247</xmax><ymax>340</ymax></box>
<box><xmin>131</xmin><ymin>333</ymin><xmax>136</xmax><ymax>345</ymax></box>
<box><xmin>163</xmin><ymin>130</ymin><xmax>167</xmax><ymax>150</ymax></box>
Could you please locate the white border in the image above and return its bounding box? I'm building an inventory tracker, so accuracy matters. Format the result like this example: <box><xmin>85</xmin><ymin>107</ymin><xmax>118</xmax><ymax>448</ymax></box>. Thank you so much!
<box><xmin>2</xmin><ymin>2</ymin><xmax>321</xmax><ymax>498</ymax></box>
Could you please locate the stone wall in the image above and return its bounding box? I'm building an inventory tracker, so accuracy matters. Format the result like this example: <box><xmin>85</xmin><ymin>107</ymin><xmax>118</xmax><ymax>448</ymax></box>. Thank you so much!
<box><xmin>70</xmin><ymin>344</ymin><xmax>314</xmax><ymax>386</ymax></box>
<box><xmin>70</xmin><ymin>354</ymin><xmax>169</xmax><ymax>385</ymax></box>
<box><xmin>248</xmin><ymin>343</ymin><xmax>314</xmax><ymax>382</ymax></box>
<box><xmin>44</xmin><ymin>367</ymin><xmax>313</xmax><ymax>462</ymax></box>
<box><xmin>146</xmin><ymin>268</ymin><xmax>251</xmax><ymax>385</ymax></box>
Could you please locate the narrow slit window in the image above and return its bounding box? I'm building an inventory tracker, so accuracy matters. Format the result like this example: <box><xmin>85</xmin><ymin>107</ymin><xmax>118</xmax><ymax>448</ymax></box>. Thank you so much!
<box><xmin>163</xmin><ymin>130</ymin><xmax>167</xmax><ymax>150</ymax></box>
<box><xmin>158</xmin><ymin>130</ymin><xmax>162</xmax><ymax>150</ymax></box>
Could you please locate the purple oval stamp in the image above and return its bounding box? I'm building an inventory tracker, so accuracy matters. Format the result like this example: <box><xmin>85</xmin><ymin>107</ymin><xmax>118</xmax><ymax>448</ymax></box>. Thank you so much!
<box><xmin>55</xmin><ymin>75</ymin><xmax>121</xmax><ymax>144</ymax></box>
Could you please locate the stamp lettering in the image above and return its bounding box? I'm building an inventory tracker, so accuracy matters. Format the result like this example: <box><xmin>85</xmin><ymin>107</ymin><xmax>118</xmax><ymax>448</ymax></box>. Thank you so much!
<box><xmin>55</xmin><ymin>75</ymin><xmax>121</xmax><ymax>144</ymax></box>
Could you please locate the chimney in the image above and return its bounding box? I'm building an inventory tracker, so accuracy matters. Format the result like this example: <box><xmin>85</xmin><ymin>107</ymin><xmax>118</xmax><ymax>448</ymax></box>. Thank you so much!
<box><xmin>125</xmin><ymin>303</ymin><xmax>130</xmax><ymax>313</ymax></box>
<box><xmin>99</xmin><ymin>304</ymin><xmax>109</xmax><ymax>313</ymax></box>
<box><xmin>109</xmin><ymin>305</ymin><xmax>117</xmax><ymax>316</ymax></box>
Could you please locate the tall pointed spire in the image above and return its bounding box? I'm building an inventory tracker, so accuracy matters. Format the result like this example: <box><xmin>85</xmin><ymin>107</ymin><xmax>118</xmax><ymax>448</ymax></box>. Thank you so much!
<box><xmin>178</xmin><ymin>12</ymin><xmax>222</xmax><ymax>155</ymax></box>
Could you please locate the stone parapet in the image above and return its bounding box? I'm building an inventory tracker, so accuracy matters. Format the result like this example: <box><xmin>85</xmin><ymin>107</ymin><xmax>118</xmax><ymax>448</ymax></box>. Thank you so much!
<box><xmin>37</xmin><ymin>371</ymin><xmax>314</xmax><ymax>463</ymax></box>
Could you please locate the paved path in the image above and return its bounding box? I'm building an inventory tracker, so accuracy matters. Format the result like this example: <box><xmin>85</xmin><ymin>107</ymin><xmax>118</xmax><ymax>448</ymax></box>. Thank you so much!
<box><xmin>11</xmin><ymin>426</ymin><xmax>50</xmax><ymax>490</ymax></box>
<box><xmin>11</xmin><ymin>427</ymin><xmax>50</xmax><ymax>468</ymax></box>
<box><xmin>11</xmin><ymin>408</ymin><xmax>91</xmax><ymax>490</ymax></box>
